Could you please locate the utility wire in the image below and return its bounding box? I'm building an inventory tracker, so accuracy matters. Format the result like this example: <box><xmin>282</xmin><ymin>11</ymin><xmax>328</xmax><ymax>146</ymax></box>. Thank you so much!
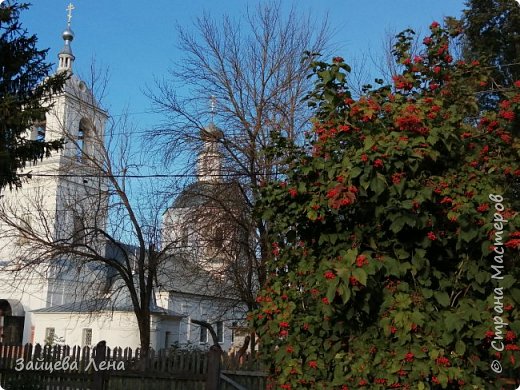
<box><xmin>12</xmin><ymin>172</ymin><xmax>277</xmax><ymax>179</ymax></box>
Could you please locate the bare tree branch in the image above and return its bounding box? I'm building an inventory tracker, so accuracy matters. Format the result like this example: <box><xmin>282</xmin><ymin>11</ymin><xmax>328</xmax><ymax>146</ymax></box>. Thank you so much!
<box><xmin>148</xmin><ymin>2</ymin><xmax>331</xmax><ymax>351</ymax></box>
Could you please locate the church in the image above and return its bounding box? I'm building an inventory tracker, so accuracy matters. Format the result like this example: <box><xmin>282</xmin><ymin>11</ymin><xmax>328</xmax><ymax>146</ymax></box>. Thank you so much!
<box><xmin>0</xmin><ymin>5</ymin><xmax>248</xmax><ymax>352</ymax></box>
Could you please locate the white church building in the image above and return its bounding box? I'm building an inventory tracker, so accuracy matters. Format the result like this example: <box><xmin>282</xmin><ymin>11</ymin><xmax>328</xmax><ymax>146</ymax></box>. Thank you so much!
<box><xmin>0</xmin><ymin>6</ymin><xmax>248</xmax><ymax>352</ymax></box>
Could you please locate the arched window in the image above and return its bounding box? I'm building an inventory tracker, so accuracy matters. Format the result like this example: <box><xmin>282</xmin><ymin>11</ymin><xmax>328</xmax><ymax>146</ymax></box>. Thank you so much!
<box><xmin>77</xmin><ymin>122</ymin><xmax>86</xmax><ymax>161</ymax></box>
<box><xmin>77</xmin><ymin>118</ymin><xmax>94</xmax><ymax>162</ymax></box>
<box><xmin>72</xmin><ymin>214</ymin><xmax>84</xmax><ymax>244</ymax></box>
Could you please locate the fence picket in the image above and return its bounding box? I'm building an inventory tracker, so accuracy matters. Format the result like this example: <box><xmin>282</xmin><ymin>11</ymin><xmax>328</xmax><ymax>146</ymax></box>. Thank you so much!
<box><xmin>0</xmin><ymin>343</ymin><xmax>264</xmax><ymax>389</ymax></box>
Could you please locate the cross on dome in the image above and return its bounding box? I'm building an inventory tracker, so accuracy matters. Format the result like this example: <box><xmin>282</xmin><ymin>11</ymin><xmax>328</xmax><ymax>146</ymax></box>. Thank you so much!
<box><xmin>66</xmin><ymin>3</ymin><xmax>75</xmax><ymax>25</ymax></box>
<box><xmin>210</xmin><ymin>95</ymin><xmax>217</xmax><ymax>123</ymax></box>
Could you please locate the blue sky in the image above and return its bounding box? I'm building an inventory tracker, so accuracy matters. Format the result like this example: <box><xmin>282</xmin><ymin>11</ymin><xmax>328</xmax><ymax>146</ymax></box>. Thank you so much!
<box><xmin>21</xmin><ymin>0</ymin><xmax>467</xmax><ymax>133</ymax></box>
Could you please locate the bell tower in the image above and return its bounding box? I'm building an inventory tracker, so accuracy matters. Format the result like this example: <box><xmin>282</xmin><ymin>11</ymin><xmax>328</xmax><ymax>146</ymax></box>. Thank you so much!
<box><xmin>0</xmin><ymin>3</ymin><xmax>108</xmax><ymax>259</ymax></box>
<box><xmin>0</xmin><ymin>3</ymin><xmax>110</xmax><ymax>346</ymax></box>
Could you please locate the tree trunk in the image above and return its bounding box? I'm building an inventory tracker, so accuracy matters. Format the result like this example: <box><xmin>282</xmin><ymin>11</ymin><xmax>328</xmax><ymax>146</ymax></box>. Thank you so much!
<box><xmin>250</xmin><ymin>332</ymin><xmax>256</xmax><ymax>356</ymax></box>
<box><xmin>136</xmin><ymin>309</ymin><xmax>151</xmax><ymax>358</ymax></box>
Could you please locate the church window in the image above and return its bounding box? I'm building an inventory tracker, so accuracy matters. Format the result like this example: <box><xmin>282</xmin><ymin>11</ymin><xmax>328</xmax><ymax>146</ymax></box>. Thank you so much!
<box><xmin>77</xmin><ymin>126</ymin><xmax>85</xmax><ymax>161</ymax></box>
<box><xmin>82</xmin><ymin>328</ymin><xmax>92</xmax><ymax>346</ymax></box>
<box><xmin>199</xmin><ymin>325</ymin><xmax>208</xmax><ymax>344</ymax></box>
<box><xmin>45</xmin><ymin>327</ymin><xmax>55</xmax><ymax>345</ymax></box>
<box><xmin>216</xmin><ymin>321</ymin><xmax>224</xmax><ymax>343</ymax></box>
<box><xmin>47</xmin><ymin>278</ymin><xmax>66</xmax><ymax>307</ymax></box>
<box><xmin>186</xmin><ymin>319</ymin><xmax>191</xmax><ymax>341</ymax></box>
<box><xmin>181</xmin><ymin>303</ymin><xmax>190</xmax><ymax>315</ymax></box>
<box><xmin>72</xmin><ymin>215</ymin><xmax>84</xmax><ymax>244</ymax></box>
<box><xmin>164</xmin><ymin>331</ymin><xmax>171</xmax><ymax>348</ymax></box>
<box><xmin>199</xmin><ymin>312</ymin><xmax>208</xmax><ymax>344</ymax></box>
<box><xmin>77</xmin><ymin>118</ymin><xmax>93</xmax><ymax>162</ymax></box>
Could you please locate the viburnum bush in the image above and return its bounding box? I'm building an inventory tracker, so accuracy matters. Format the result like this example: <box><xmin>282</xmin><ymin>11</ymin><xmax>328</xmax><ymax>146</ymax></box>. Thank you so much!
<box><xmin>253</xmin><ymin>22</ymin><xmax>520</xmax><ymax>389</ymax></box>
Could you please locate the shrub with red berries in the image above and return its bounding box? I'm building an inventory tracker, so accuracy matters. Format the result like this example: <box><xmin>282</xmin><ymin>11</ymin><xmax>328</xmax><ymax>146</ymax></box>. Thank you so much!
<box><xmin>254</xmin><ymin>22</ymin><xmax>520</xmax><ymax>389</ymax></box>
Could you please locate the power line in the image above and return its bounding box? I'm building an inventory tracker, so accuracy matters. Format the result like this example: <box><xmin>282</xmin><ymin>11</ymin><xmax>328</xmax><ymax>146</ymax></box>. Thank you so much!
<box><xmin>13</xmin><ymin>172</ymin><xmax>276</xmax><ymax>179</ymax></box>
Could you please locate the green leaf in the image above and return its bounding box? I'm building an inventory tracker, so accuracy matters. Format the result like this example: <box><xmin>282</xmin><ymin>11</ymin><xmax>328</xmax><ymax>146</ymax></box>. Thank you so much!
<box><xmin>455</xmin><ymin>340</ymin><xmax>466</xmax><ymax>355</ymax></box>
<box><xmin>326</xmin><ymin>281</ymin><xmax>338</xmax><ymax>303</ymax></box>
<box><xmin>360</xmin><ymin>173</ymin><xmax>370</xmax><ymax>190</ymax></box>
<box><xmin>445</xmin><ymin>313</ymin><xmax>463</xmax><ymax>332</ymax></box>
<box><xmin>501</xmin><ymin>275</ymin><xmax>516</xmax><ymax>289</ymax></box>
<box><xmin>343</xmin><ymin>249</ymin><xmax>358</xmax><ymax>266</ymax></box>
<box><xmin>400</xmin><ymin>262</ymin><xmax>411</xmax><ymax>273</ymax></box>
<box><xmin>370</xmin><ymin>174</ymin><xmax>386</xmax><ymax>195</ymax></box>
<box><xmin>434</xmin><ymin>291</ymin><xmax>451</xmax><ymax>307</ymax></box>
<box><xmin>364</xmin><ymin>136</ymin><xmax>376</xmax><ymax>150</ymax></box>
<box><xmin>390</xmin><ymin>217</ymin><xmax>406</xmax><ymax>233</ymax></box>
<box><xmin>352</xmin><ymin>268</ymin><xmax>368</xmax><ymax>286</ymax></box>
<box><xmin>440</xmin><ymin>331</ymin><xmax>454</xmax><ymax>346</ymax></box>
<box><xmin>438</xmin><ymin>372</ymin><xmax>449</xmax><ymax>387</ymax></box>
<box><xmin>475</xmin><ymin>271</ymin><xmax>489</xmax><ymax>284</ymax></box>
<box><xmin>459</xmin><ymin>228</ymin><xmax>478</xmax><ymax>243</ymax></box>
<box><xmin>511</xmin><ymin>288</ymin><xmax>520</xmax><ymax>304</ymax></box>
<box><xmin>350</xmin><ymin>166</ymin><xmax>362</xmax><ymax>178</ymax></box>
<box><xmin>395</xmin><ymin>247</ymin><xmax>410</xmax><ymax>260</ymax></box>
<box><xmin>427</xmin><ymin>132</ymin><xmax>439</xmax><ymax>144</ymax></box>
<box><xmin>337</xmin><ymin>284</ymin><xmax>351</xmax><ymax>303</ymax></box>
<box><xmin>318</xmin><ymin>70</ymin><xmax>333</xmax><ymax>83</ymax></box>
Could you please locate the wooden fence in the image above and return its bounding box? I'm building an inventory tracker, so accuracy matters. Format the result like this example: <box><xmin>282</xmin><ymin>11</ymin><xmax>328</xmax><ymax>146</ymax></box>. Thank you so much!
<box><xmin>0</xmin><ymin>343</ymin><xmax>266</xmax><ymax>390</ymax></box>
<box><xmin>220</xmin><ymin>351</ymin><xmax>267</xmax><ymax>390</ymax></box>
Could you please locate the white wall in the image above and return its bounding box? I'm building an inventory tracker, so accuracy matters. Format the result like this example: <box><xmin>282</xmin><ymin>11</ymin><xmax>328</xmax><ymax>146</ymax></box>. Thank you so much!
<box><xmin>166</xmin><ymin>291</ymin><xmax>246</xmax><ymax>352</ymax></box>
<box><xmin>32</xmin><ymin>311</ymin><xmax>181</xmax><ymax>350</ymax></box>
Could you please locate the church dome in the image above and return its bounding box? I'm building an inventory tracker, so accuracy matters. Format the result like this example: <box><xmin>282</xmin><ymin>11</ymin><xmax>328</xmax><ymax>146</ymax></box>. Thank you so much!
<box><xmin>62</xmin><ymin>27</ymin><xmax>74</xmax><ymax>42</ymax></box>
<box><xmin>201</xmin><ymin>123</ymin><xmax>223</xmax><ymax>141</ymax></box>
<box><xmin>169</xmin><ymin>180</ymin><xmax>242</xmax><ymax>210</ymax></box>
<box><xmin>171</xmin><ymin>181</ymin><xmax>224</xmax><ymax>209</ymax></box>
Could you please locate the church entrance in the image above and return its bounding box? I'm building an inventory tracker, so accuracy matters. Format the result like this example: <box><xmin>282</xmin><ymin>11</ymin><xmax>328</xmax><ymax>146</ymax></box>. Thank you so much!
<box><xmin>0</xmin><ymin>299</ymin><xmax>25</xmax><ymax>345</ymax></box>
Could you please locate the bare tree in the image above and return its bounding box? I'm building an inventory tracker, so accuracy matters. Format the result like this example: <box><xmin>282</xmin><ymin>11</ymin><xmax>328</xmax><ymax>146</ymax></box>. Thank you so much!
<box><xmin>0</xmin><ymin>70</ymin><xmax>181</xmax><ymax>355</ymax></box>
<box><xmin>148</xmin><ymin>1</ymin><xmax>331</xmax><ymax>350</ymax></box>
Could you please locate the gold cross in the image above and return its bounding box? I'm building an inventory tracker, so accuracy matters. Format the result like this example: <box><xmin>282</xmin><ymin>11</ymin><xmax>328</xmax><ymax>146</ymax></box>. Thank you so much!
<box><xmin>66</xmin><ymin>3</ymin><xmax>75</xmax><ymax>25</ymax></box>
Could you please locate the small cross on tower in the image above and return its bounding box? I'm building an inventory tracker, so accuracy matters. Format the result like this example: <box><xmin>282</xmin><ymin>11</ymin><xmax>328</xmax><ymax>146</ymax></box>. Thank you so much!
<box><xmin>66</xmin><ymin>3</ymin><xmax>75</xmax><ymax>25</ymax></box>
<box><xmin>210</xmin><ymin>95</ymin><xmax>217</xmax><ymax>123</ymax></box>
